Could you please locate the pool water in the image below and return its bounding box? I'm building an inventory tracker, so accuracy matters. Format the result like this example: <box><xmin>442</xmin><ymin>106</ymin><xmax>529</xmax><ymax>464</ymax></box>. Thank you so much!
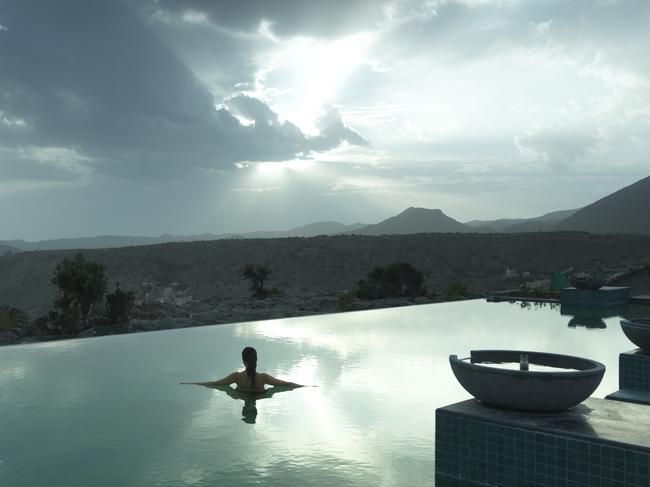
<box><xmin>1</xmin><ymin>300</ymin><xmax>648</xmax><ymax>486</ymax></box>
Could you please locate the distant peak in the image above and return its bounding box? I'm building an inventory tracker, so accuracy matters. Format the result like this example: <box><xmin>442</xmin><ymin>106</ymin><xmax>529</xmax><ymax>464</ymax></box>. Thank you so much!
<box><xmin>402</xmin><ymin>207</ymin><xmax>443</xmax><ymax>214</ymax></box>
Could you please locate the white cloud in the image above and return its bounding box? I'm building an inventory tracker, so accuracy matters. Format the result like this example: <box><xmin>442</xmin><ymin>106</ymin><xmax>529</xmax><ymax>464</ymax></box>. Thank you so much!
<box><xmin>23</xmin><ymin>145</ymin><xmax>92</xmax><ymax>169</ymax></box>
<box><xmin>180</xmin><ymin>10</ymin><xmax>210</xmax><ymax>26</ymax></box>
<box><xmin>232</xmin><ymin>186</ymin><xmax>283</xmax><ymax>193</ymax></box>
<box><xmin>0</xmin><ymin>111</ymin><xmax>27</xmax><ymax>128</ymax></box>
<box><xmin>531</xmin><ymin>20</ymin><xmax>552</xmax><ymax>36</ymax></box>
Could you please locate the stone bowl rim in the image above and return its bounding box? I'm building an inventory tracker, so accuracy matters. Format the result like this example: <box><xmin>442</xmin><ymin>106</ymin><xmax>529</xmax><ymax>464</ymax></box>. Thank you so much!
<box><xmin>621</xmin><ymin>319</ymin><xmax>650</xmax><ymax>328</ymax></box>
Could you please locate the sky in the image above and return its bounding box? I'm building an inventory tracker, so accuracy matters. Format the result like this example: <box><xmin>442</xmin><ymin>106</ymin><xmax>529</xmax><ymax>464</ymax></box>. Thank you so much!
<box><xmin>1</xmin><ymin>0</ymin><xmax>649</xmax><ymax>240</ymax></box>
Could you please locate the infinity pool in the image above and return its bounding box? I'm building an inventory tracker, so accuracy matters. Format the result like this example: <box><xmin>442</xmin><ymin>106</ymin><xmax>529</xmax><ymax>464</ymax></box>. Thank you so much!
<box><xmin>1</xmin><ymin>300</ymin><xmax>648</xmax><ymax>486</ymax></box>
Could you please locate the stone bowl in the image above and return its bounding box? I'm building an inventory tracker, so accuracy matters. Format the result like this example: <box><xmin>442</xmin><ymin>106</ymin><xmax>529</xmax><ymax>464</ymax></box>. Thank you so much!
<box><xmin>569</xmin><ymin>275</ymin><xmax>608</xmax><ymax>290</ymax></box>
<box><xmin>449</xmin><ymin>350</ymin><xmax>605</xmax><ymax>412</ymax></box>
<box><xmin>620</xmin><ymin>319</ymin><xmax>650</xmax><ymax>352</ymax></box>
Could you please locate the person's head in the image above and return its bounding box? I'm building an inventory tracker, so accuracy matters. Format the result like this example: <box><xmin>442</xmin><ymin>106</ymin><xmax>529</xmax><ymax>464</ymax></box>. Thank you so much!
<box><xmin>242</xmin><ymin>347</ymin><xmax>257</xmax><ymax>385</ymax></box>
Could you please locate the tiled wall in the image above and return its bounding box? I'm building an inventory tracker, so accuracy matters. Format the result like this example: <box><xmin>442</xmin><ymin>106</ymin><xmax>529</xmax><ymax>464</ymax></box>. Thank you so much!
<box><xmin>560</xmin><ymin>287</ymin><xmax>629</xmax><ymax>306</ymax></box>
<box><xmin>435</xmin><ymin>410</ymin><xmax>650</xmax><ymax>487</ymax></box>
<box><xmin>620</xmin><ymin>352</ymin><xmax>650</xmax><ymax>393</ymax></box>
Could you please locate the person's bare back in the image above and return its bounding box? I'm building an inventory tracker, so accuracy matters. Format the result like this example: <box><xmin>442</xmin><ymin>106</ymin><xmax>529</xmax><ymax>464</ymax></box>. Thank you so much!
<box><xmin>181</xmin><ymin>346</ymin><xmax>305</xmax><ymax>392</ymax></box>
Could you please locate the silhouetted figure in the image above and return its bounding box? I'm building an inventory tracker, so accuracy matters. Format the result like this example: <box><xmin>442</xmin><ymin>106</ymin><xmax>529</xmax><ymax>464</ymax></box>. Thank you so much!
<box><xmin>182</xmin><ymin>346</ymin><xmax>305</xmax><ymax>392</ymax></box>
<box><xmin>181</xmin><ymin>346</ymin><xmax>307</xmax><ymax>424</ymax></box>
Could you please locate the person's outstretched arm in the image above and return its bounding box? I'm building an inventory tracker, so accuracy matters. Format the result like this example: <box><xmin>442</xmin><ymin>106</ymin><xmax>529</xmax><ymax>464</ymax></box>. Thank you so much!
<box><xmin>260</xmin><ymin>373</ymin><xmax>304</xmax><ymax>388</ymax></box>
<box><xmin>181</xmin><ymin>372</ymin><xmax>237</xmax><ymax>386</ymax></box>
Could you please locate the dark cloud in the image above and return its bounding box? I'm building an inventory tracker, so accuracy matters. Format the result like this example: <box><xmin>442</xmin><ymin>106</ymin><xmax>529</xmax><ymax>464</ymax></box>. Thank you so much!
<box><xmin>314</xmin><ymin>106</ymin><xmax>369</xmax><ymax>148</ymax></box>
<box><xmin>0</xmin><ymin>0</ymin><xmax>366</xmax><ymax>182</ymax></box>
<box><xmin>148</xmin><ymin>0</ymin><xmax>383</xmax><ymax>38</ymax></box>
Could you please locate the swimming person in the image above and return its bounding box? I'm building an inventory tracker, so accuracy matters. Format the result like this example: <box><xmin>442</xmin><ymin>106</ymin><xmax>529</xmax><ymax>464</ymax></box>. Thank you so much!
<box><xmin>181</xmin><ymin>346</ymin><xmax>305</xmax><ymax>393</ymax></box>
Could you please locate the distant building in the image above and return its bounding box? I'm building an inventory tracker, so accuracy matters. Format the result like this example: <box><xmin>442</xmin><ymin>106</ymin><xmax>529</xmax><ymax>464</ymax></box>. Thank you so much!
<box><xmin>525</xmin><ymin>279</ymin><xmax>550</xmax><ymax>290</ymax></box>
<box><xmin>505</xmin><ymin>266</ymin><xmax>519</xmax><ymax>278</ymax></box>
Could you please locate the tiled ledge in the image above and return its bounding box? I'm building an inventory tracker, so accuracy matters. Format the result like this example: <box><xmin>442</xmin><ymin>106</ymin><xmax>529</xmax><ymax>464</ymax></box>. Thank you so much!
<box><xmin>606</xmin><ymin>389</ymin><xmax>650</xmax><ymax>406</ymax></box>
<box><xmin>435</xmin><ymin>398</ymin><xmax>650</xmax><ymax>487</ymax></box>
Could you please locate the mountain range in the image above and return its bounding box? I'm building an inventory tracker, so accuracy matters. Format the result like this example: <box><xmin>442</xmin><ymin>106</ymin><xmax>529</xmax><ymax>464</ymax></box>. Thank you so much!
<box><xmin>554</xmin><ymin>175</ymin><xmax>650</xmax><ymax>234</ymax></box>
<box><xmin>1</xmin><ymin>175</ymin><xmax>648</xmax><ymax>252</ymax></box>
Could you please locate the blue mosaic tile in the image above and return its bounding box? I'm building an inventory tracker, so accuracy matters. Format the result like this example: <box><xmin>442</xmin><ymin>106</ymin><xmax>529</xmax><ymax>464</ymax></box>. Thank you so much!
<box><xmin>435</xmin><ymin>409</ymin><xmax>650</xmax><ymax>487</ymax></box>
<box><xmin>619</xmin><ymin>351</ymin><xmax>650</xmax><ymax>393</ymax></box>
<box><xmin>560</xmin><ymin>287</ymin><xmax>630</xmax><ymax>306</ymax></box>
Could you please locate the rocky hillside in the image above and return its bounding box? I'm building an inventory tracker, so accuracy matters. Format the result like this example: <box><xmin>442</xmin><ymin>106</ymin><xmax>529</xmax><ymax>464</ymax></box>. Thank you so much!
<box><xmin>0</xmin><ymin>244</ymin><xmax>19</xmax><ymax>255</ymax></box>
<box><xmin>554</xmin><ymin>176</ymin><xmax>650</xmax><ymax>234</ymax></box>
<box><xmin>1</xmin><ymin>232</ymin><xmax>649</xmax><ymax>319</ymax></box>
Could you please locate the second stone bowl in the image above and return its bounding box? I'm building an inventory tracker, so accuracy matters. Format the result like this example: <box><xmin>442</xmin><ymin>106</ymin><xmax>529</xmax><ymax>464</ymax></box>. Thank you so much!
<box><xmin>621</xmin><ymin>318</ymin><xmax>650</xmax><ymax>352</ymax></box>
<box><xmin>569</xmin><ymin>274</ymin><xmax>608</xmax><ymax>290</ymax></box>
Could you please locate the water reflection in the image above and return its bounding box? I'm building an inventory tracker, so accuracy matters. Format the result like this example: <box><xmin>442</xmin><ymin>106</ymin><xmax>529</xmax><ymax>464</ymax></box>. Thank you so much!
<box><xmin>505</xmin><ymin>300</ymin><xmax>650</xmax><ymax>332</ymax></box>
<box><xmin>206</xmin><ymin>385</ymin><xmax>301</xmax><ymax>424</ymax></box>
<box><xmin>561</xmin><ymin>303</ymin><xmax>629</xmax><ymax>330</ymax></box>
<box><xmin>510</xmin><ymin>301</ymin><xmax>560</xmax><ymax>312</ymax></box>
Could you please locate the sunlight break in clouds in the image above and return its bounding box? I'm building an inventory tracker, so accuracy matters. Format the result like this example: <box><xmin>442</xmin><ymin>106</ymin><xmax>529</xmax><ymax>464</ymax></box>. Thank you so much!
<box><xmin>250</xmin><ymin>32</ymin><xmax>377</xmax><ymax>135</ymax></box>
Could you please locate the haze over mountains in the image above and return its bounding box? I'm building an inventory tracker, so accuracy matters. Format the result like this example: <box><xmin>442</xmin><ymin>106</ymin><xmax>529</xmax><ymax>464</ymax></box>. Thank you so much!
<box><xmin>465</xmin><ymin>209</ymin><xmax>580</xmax><ymax>233</ymax></box>
<box><xmin>1</xmin><ymin>176</ymin><xmax>648</xmax><ymax>253</ymax></box>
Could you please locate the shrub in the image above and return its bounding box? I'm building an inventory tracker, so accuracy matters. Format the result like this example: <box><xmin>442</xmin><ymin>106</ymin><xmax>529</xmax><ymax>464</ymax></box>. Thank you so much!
<box><xmin>0</xmin><ymin>305</ymin><xmax>28</xmax><ymax>329</ymax></box>
<box><xmin>241</xmin><ymin>264</ymin><xmax>271</xmax><ymax>297</ymax></box>
<box><xmin>51</xmin><ymin>253</ymin><xmax>107</xmax><ymax>332</ymax></box>
<box><xmin>269</xmin><ymin>287</ymin><xmax>284</xmax><ymax>297</ymax></box>
<box><xmin>357</xmin><ymin>262</ymin><xmax>425</xmax><ymax>299</ymax></box>
<box><xmin>338</xmin><ymin>289</ymin><xmax>358</xmax><ymax>311</ymax></box>
<box><xmin>106</xmin><ymin>283</ymin><xmax>135</xmax><ymax>324</ymax></box>
<box><xmin>446</xmin><ymin>282</ymin><xmax>468</xmax><ymax>300</ymax></box>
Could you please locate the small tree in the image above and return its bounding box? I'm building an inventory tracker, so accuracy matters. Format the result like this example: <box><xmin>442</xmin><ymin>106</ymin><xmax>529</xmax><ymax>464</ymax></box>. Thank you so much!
<box><xmin>51</xmin><ymin>253</ymin><xmax>107</xmax><ymax>331</ymax></box>
<box><xmin>241</xmin><ymin>264</ymin><xmax>271</xmax><ymax>297</ymax></box>
<box><xmin>106</xmin><ymin>283</ymin><xmax>135</xmax><ymax>325</ymax></box>
<box><xmin>357</xmin><ymin>262</ymin><xmax>425</xmax><ymax>299</ymax></box>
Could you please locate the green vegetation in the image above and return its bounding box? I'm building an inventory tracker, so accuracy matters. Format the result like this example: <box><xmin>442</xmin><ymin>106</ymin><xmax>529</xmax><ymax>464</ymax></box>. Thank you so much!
<box><xmin>338</xmin><ymin>289</ymin><xmax>358</xmax><ymax>311</ymax></box>
<box><xmin>45</xmin><ymin>256</ymin><xmax>138</xmax><ymax>334</ymax></box>
<box><xmin>106</xmin><ymin>283</ymin><xmax>135</xmax><ymax>324</ymax></box>
<box><xmin>51</xmin><ymin>253</ymin><xmax>107</xmax><ymax>331</ymax></box>
<box><xmin>445</xmin><ymin>281</ymin><xmax>468</xmax><ymax>300</ymax></box>
<box><xmin>241</xmin><ymin>263</ymin><xmax>271</xmax><ymax>297</ymax></box>
<box><xmin>0</xmin><ymin>305</ymin><xmax>28</xmax><ymax>329</ymax></box>
<box><xmin>357</xmin><ymin>262</ymin><xmax>425</xmax><ymax>299</ymax></box>
<box><xmin>268</xmin><ymin>287</ymin><xmax>285</xmax><ymax>297</ymax></box>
